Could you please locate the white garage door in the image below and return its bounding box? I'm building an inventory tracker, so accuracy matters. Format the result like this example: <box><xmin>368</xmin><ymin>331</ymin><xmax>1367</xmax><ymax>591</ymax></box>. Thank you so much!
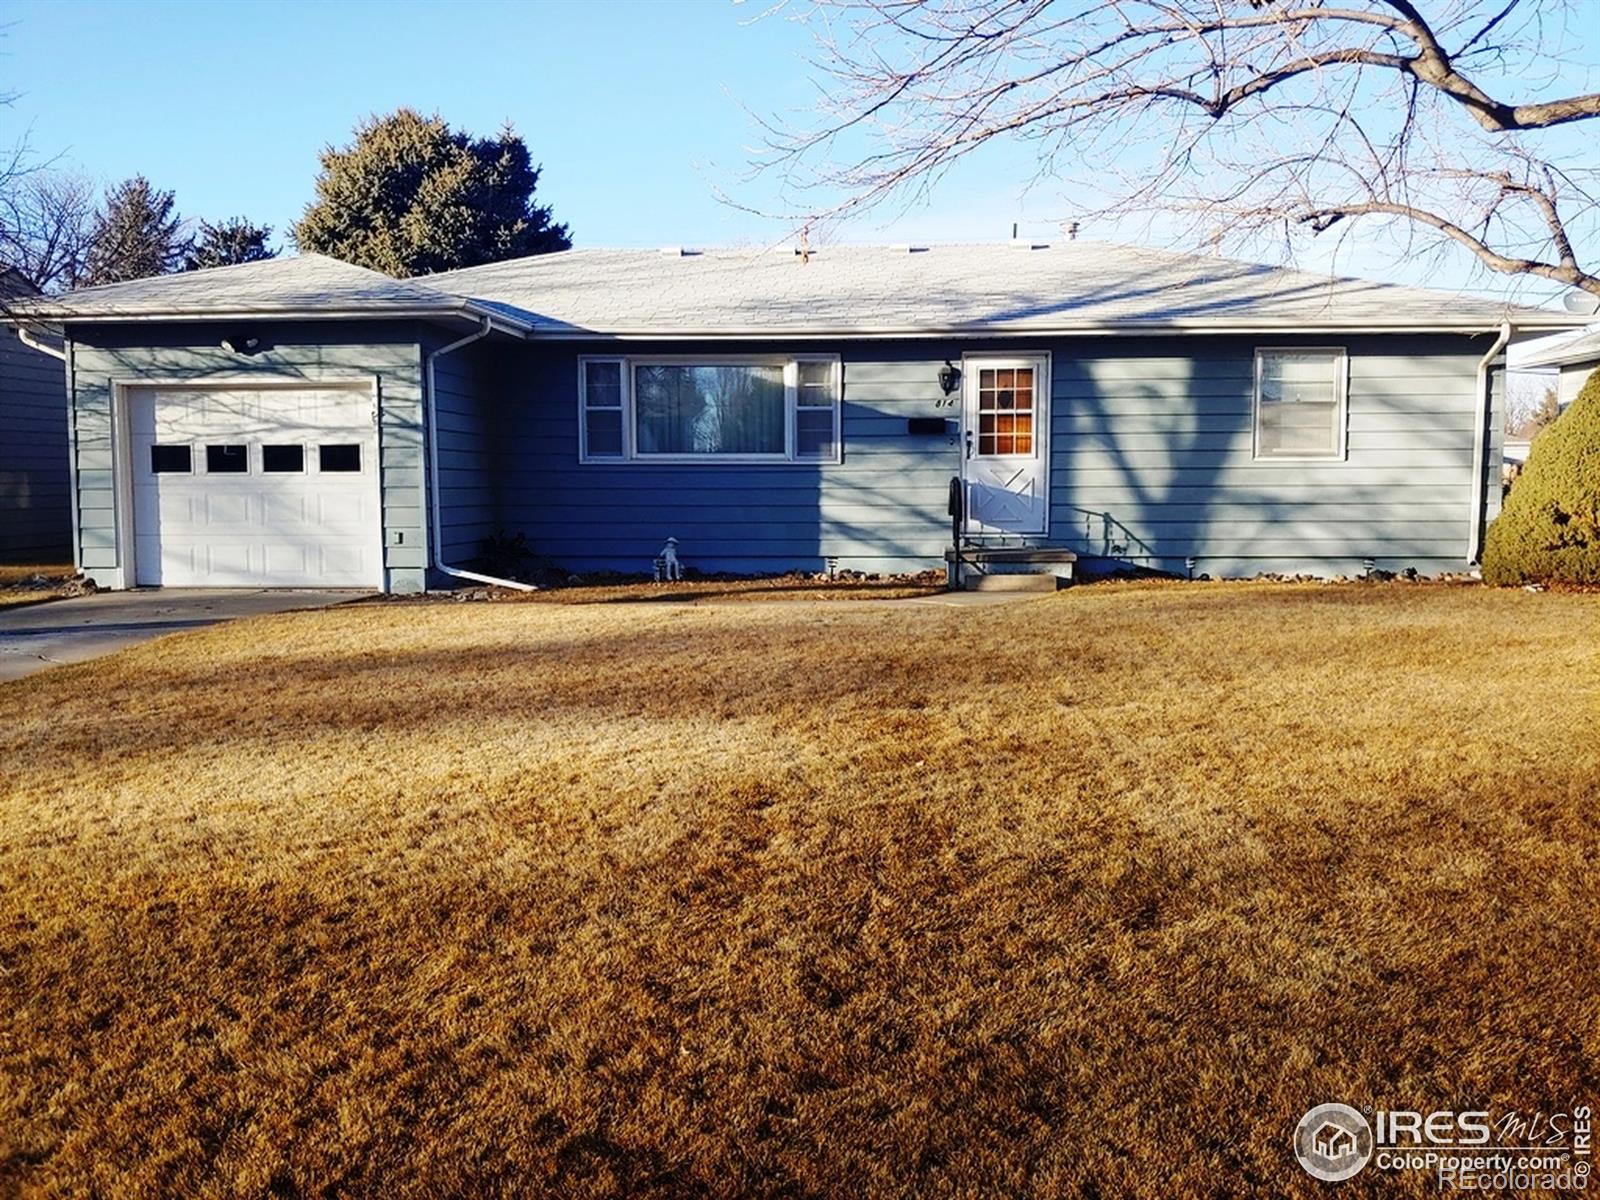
<box><xmin>129</xmin><ymin>385</ymin><xmax>383</xmax><ymax>588</ymax></box>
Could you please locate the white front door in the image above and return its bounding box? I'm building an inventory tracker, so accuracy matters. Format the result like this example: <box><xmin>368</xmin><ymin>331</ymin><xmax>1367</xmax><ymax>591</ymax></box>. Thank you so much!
<box><xmin>128</xmin><ymin>384</ymin><xmax>383</xmax><ymax>588</ymax></box>
<box><xmin>962</xmin><ymin>355</ymin><xmax>1049</xmax><ymax>534</ymax></box>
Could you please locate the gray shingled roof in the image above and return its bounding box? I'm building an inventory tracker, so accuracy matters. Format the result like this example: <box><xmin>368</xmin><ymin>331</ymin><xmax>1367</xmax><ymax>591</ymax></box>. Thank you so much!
<box><xmin>13</xmin><ymin>241</ymin><xmax>1584</xmax><ymax>336</ymax></box>
<box><xmin>1519</xmin><ymin>327</ymin><xmax>1600</xmax><ymax>368</ymax></box>
<box><xmin>8</xmin><ymin>253</ymin><xmax>514</xmax><ymax>326</ymax></box>
<box><xmin>429</xmin><ymin>242</ymin><xmax>1578</xmax><ymax>336</ymax></box>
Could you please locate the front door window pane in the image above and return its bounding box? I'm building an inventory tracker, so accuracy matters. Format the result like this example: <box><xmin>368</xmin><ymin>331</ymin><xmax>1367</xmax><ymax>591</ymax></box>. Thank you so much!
<box><xmin>976</xmin><ymin>367</ymin><xmax>1035</xmax><ymax>455</ymax></box>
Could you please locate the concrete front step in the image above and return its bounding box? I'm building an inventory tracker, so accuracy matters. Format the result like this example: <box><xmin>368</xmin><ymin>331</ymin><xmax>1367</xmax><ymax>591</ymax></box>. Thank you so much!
<box><xmin>947</xmin><ymin>545</ymin><xmax>1076</xmax><ymax>591</ymax></box>
<box><xmin>965</xmin><ymin>573</ymin><xmax>1062</xmax><ymax>593</ymax></box>
<box><xmin>959</xmin><ymin>547</ymin><xmax>1079</xmax><ymax>564</ymax></box>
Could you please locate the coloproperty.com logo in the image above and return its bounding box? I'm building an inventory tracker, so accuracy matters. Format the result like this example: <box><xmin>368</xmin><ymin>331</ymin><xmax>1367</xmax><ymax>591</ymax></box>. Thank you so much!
<box><xmin>1293</xmin><ymin>1103</ymin><xmax>1593</xmax><ymax>1190</ymax></box>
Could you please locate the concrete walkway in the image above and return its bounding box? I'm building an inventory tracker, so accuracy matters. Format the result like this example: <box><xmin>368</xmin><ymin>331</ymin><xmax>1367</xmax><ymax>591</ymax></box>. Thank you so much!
<box><xmin>0</xmin><ymin>589</ymin><xmax>366</xmax><ymax>682</ymax></box>
<box><xmin>897</xmin><ymin>589</ymin><xmax>1059</xmax><ymax>607</ymax></box>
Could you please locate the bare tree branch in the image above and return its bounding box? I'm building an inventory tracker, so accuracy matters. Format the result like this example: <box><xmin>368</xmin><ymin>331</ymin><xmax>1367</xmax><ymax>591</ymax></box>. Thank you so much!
<box><xmin>1301</xmin><ymin>198</ymin><xmax>1586</xmax><ymax>285</ymax></box>
<box><xmin>754</xmin><ymin>0</ymin><xmax>1600</xmax><ymax>296</ymax></box>
<box><xmin>0</xmin><ymin>171</ymin><xmax>96</xmax><ymax>293</ymax></box>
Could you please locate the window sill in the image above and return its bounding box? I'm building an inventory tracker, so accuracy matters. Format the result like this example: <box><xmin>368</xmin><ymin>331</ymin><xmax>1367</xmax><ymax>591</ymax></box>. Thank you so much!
<box><xmin>1251</xmin><ymin>454</ymin><xmax>1348</xmax><ymax>463</ymax></box>
<box><xmin>580</xmin><ymin>455</ymin><xmax>843</xmax><ymax>466</ymax></box>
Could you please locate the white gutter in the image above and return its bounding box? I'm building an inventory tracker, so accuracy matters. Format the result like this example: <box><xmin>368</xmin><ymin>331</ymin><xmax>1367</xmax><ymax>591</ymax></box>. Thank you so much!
<box><xmin>17</xmin><ymin>325</ymin><xmax>67</xmax><ymax>361</ymax></box>
<box><xmin>526</xmin><ymin>319</ymin><xmax>1587</xmax><ymax>342</ymax></box>
<box><xmin>424</xmin><ymin>317</ymin><xmax>535</xmax><ymax>591</ymax></box>
<box><xmin>19</xmin><ymin>305</ymin><xmax>533</xmax><ymax>331</ymax></box>
<box><xmin>1468</xmin><ymin>320</ymin><xmax>1513</xmax><ymax>565</ymax></box>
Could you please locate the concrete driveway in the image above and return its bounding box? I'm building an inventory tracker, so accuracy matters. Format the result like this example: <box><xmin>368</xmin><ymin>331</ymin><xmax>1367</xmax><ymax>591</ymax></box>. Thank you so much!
<box><xmin>0</xmin><ymin>589</ymin><xmax>366</xmax><ymax>682</ymax></box>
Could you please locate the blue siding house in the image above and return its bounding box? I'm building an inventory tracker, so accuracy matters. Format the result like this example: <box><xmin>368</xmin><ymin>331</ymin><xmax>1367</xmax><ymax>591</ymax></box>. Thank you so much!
<box><xmin>0</xmin><ymin>271</ymin><xmax>71</xmax><ymax>564</ymax></box>
<box><xmin>9</xmin><ymin>243</ymin><xmax>1583</xmax><ymax>592</ymax></box>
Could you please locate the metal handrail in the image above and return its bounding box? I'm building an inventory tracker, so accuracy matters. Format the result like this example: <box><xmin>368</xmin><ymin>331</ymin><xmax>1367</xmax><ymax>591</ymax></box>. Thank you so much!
<box><xmin>946</xmin><ymin>476</ymin><xmax>966</xmax><ymax>590</ymax></box>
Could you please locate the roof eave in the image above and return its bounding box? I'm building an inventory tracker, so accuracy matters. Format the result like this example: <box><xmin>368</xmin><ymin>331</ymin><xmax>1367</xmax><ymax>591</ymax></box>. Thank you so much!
<box><xmin>1518</xmin><ymin>347</ymin><xmax>1600</xmax><ymax>369</ymax></box>
<box><xmin>519</xmin><ymin>315</ymin><xmax>1585</xmax><ymax>341</ymax></box>
<box><xmin>16</xmin><ymin>300</ymin><xmax>532</xmax><ymax>336</ymax></box>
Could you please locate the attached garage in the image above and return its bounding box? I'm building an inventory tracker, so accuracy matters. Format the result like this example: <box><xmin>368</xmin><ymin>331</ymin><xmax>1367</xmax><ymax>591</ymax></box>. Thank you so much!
<box><xmin>14</xmin><ymin>257</ymin><xmax>531</xmax><ymax>595</ymax></box>
<box><xmin>126</xmin><ymin>384</ymin><xmax>383</xmax><ymax>588</ymax></box>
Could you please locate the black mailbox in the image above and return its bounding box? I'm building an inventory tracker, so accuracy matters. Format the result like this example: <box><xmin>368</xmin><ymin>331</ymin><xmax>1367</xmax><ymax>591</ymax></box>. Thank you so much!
<box><xmin>908</xmin><ymin>417</ymin><xmax>948</xmax><ymax>435</ymax></box>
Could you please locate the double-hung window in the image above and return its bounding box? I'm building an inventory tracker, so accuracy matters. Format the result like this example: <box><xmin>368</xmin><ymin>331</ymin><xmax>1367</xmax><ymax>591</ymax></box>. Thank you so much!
<box><xmin>580</xmin><ymin>355</ymin><xmax>841</xmax><ymax>464</ymax></box>
<box><xmin>1253</xmin><ymin>348</ymin><xmax>1348</xmax><ymax>460</ymax></box>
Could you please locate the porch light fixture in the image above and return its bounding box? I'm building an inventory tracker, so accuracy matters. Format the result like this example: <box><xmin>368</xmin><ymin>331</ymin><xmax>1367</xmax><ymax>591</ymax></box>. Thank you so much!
<box><xmin>938</xmin><ymin>360</ymin><xmax>961</xmax><ymax>396</ymax></box>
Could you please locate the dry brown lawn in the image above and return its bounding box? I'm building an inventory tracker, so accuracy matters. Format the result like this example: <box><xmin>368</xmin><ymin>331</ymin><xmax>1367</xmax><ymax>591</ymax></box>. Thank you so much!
<box><xmin>1</xmin><ymin>583</ymin><xmax>1596</xmax><ymax>1198</ymax></box>
<box><xmin>378</xmin><ymin>574</ymin><xmax>946</xmax><ymax>606</ymax></box>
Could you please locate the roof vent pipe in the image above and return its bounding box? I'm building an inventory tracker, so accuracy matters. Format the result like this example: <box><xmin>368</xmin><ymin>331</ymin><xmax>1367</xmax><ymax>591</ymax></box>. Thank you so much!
<box><xmin>1009</xmin><ymin>223</ymin><xmax>1049</xmax><ymax>249</ymax></box>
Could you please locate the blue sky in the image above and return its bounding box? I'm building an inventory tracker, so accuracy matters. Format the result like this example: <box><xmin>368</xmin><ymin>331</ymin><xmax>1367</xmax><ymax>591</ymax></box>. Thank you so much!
<box><xmin>5</xmin><ymin>0</ymin><xmax>831</xmax><ymax>248</ymax></box>
<box><xmin>9</xmin><ymin>0</ymin><xmax>1058</xmax><ymax>249</ymax></box>
<box><xmin>2</xmin><ymin>0</ymin><xmax>1591</xmax><ymax>312</ymax></box>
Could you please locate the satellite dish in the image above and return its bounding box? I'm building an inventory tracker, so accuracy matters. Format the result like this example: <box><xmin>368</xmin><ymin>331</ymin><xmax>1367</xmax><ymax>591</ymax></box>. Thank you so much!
<box><xmin>1562</xmin><ymin>291</ymin><xmax>1600</xmax><ymax>315</ymax></box>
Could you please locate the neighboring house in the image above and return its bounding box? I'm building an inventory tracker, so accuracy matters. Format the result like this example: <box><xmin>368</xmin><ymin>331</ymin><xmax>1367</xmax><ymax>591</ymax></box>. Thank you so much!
<box><xmin>1503</xmin><ymin>436</ymin><xmax>1533</xmax><ymax>490</ymax></box>
<box><xmin>6</xmin><ymin>244</ymin><xmax>1587</xmax><ymax>593</ymax></box>
<box><xmin>1518</xmin><ymin>328</ymin><xmax>1600</xmax><ymax>410</ymax></box>
<box><xmin>0</xmin><ymin>270</ymin><xmax>71</xmax><ymax>565</ymax></box>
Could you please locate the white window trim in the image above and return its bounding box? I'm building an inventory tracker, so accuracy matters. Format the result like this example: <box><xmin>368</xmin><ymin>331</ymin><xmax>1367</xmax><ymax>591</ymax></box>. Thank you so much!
<box><xmin>1252</xmin><ymin>346</ymin><xmax>1349</xmax><ymax>463</ymax></box>
<box><xmin>579</xmin><ymin>353</ymin><xmax>842</xmax><ymax>465</ymax></box>
<box><xmin>963</xmin><ymin>353</ymin><xmax>1049</xmax><ymax>462</ymax></box>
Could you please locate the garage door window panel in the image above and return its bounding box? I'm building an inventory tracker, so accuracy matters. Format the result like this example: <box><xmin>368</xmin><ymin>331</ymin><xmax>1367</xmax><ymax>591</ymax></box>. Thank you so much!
<box><xmin>319</xmin><ymin>444</ymin><xmax>362</xmax><ymax>473</ymax></box>
<box><xmin>262</xmin><ymin>445</ymin><xmax>305</xmax><ymax>473</ymax></box>
<box><xmin>150</xmin><ymin>444</ymin><xmax>192</xmax><ymax>473</ymax></box>
<box><xmin>206</xmin><ymin>444</ymin><xmax>249</xmax><ymax>473</ymax></box>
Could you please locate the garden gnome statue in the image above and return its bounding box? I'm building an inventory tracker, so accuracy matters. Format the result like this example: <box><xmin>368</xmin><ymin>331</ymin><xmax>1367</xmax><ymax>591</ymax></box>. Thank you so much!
<box><xmin>659</xmin><ymin>537</ymin><xmax>683</xmax><ymax>582</ymax></box>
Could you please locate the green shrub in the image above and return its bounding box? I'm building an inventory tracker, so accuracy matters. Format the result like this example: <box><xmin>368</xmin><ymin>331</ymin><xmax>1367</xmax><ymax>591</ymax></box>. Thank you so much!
<box><xmin>1483</xmin><ymin>368</ymin><xmax>1600</xmax><ymax>585</ymax></box>
<box><xmin>475</xmin><ymin>529</ymin><xmax>532</xmax><ymax>579</ymax></box>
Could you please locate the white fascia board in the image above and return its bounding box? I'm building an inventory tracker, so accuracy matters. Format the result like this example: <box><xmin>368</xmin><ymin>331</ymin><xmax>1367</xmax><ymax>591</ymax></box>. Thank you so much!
<box><xmin>1517</xmin><ymin>344</ymin><xmax>1600</xmax><ymax>369</ymax></box>
<box><xmin>522</xmin><ymin>319</ymin><xmax>1587</xmax><ymax>341</ymax></box>
<box><xmin>41</xmin><ymin>304</ymin><xmax>532</xmax><ymax>336</ymax></box>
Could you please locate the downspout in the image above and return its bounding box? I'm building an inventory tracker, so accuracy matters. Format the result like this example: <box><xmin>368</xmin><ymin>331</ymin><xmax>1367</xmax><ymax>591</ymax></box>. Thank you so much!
<box><xmin>17</xmin><ymin>325</ymin><xmax>67</xmax><ymax>361</ymax></box>
<box><xmin>1468</xmin><ymin>320</ymin><xmax>1513</xmax><ymax>566</ymax></box>
<box><xmin>424</xmin><ymin>317</ymin><xmax>536</xmax><ymax>591</ymax></box>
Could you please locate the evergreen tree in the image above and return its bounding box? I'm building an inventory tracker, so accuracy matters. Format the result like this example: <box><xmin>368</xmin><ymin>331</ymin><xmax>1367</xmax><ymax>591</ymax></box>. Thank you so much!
<box><xmin>1526</xmin><ymin>388</ymin><xmax>1561</xmax><ymax>434</ymax></box>
<box><xmin>293</xmin><ymin>108</ymin><xmax>570</xmax><ymax>278</ymax></box>
<box><xmin>84</xmin><ymin>176</ymin><xmax>184</xmax><ymax>285</ymax></box>
<box><xmin>1483</xmin><ymin>370</ymin><xmax>1600</xmax><ymax>585</ymax></box>
<box><xmin>184</xmin><ymin>217</ymin><xmax>275</xmax><ymax>271</ymax></box>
